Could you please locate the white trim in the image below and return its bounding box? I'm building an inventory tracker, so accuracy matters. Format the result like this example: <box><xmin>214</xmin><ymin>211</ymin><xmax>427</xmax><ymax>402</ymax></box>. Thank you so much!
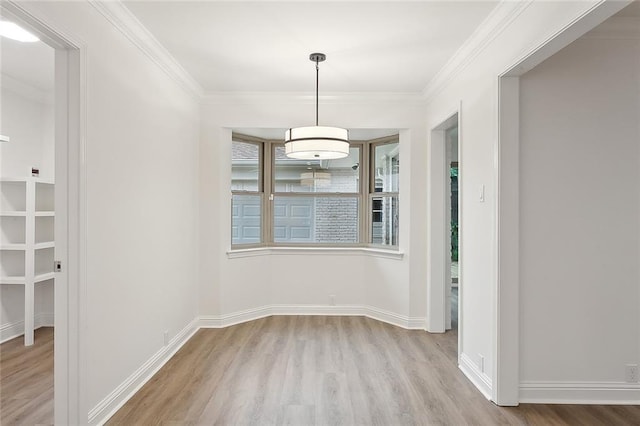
<box><xmin>198</xmin><ymin>315</ymin><xmax>224</xmax><ymax>329</ymax></box>
<box><xmin>88</xmin><ymin>318</ymin><xmax>200</xmax><ymax>426</ymax></box>
<box><xmin>520</xmin><ymin>382</ymin><xmax>640</xmax><ymax>404</ymax></box>
<box><xmin>37</xmin><ymin>312</ymin><xmax>54</xmax><ymax>327</ymax></box>
<box><xmin>271</xmin><ymin>304</ymin><xmax>365</xmax><ymax>316</ymax></box>
<box><xmin>1</xmin><ymin>322</ymin><xmax>27</xmax><ymax>344</ymax></box>
<box><xmin>200</xmin><ymin>306</ymin><xmax>274</xmax><ymax>328</ymax></box>
<box><xmin>365</xmin><ymin>305</ymin><xmax>425</xmax><ymax>330</ymax></box>
<box><xmin>422</xmin><ymin>0</ymin><xmax>533</xmax><ymax>101</ymax></box>
<box><xmin>0</xmin><ymin>313</ymin><xmax>55</xmax><ymax>344</ymax></box>
<box><xmin>493</xmin><ymin>76</ymin><xmax>520</xmax><ymax>406</ymax></box>
<box><xmin>88</xmin><ymin>0</ymin><xmax>203</xmax><ymax>99</ymax></box>
<box><xmin>202</xmin><ymin>91</ymin><xmax>426</xmax><ymax>106</ymax></box>
<box><xmin>459</xmin><ymin>352</ymin><xmax>493</xmax><ymax>400</ymax></box>
<box><xmin>227</xmin><ymin>246</ymin><xmax>404</xmax><ymax>260</ymax></box>
<box><xmin>200</xmin><ymin>305</ymin><xmax>424</xmax><ymax>330</ymax></box>
<box><xmin>61</xmin><ymin>44</ymin><xmax>88</xmax><ymax>426</ymax></box>
<box><xmin>407</xmin><ymin>316</ymin><xmax>428</xmax><ymax>330</ymax></box>
<box><xmin>426</xmin><ymin>109</ymin><xmax>459</xmax><ymax>334</ymax></box>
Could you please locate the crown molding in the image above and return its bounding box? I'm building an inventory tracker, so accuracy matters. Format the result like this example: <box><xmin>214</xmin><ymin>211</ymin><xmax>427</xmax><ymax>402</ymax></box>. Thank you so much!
<box><xmin>89</xmin><ymin>0</ymin><xmax>204</xmax><ymax>99</ymax></box>
<box><xmin>202</xmin><ymin>91</ymin><xmax>427</xmax><ymax>106</ymax></box>
<box><xmin>1</xmin><ymin>73</ymin><xmax>53</xmax><ymax>105</ymax></box>
<box><xmin>581</xmin><ymin>17</ymin><xmax>640</xmax><ymax>39</ymax></box>
<box><xmin>422</xmin><ymin>0</ymin><xmax>533</xmax><ymax>102</ymax></box>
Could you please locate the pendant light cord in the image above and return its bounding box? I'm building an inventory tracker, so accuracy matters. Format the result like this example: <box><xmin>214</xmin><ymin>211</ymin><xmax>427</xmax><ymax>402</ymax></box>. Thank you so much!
<box><xmin>315</xmin><ymin>59</ymin><xmax>319</xmax><ymax>126</ymax></box>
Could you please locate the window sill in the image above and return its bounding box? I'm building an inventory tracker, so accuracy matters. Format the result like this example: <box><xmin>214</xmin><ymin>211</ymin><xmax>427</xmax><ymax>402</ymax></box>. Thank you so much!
<box><xmin>226</xmin><ymin>246</ymin><xmax>404</xmax><ymax>260</ymax></box>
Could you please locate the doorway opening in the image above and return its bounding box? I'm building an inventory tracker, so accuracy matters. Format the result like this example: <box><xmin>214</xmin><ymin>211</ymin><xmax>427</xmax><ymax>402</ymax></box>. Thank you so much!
<box><xmin>426</xmin><ymin>110</ymin><xmax>460</xmax><ymax>346</ymax></box>
<box><xmin>0</xmin><ymin>16</ymin><xmax>56</xmax><ymax>426</ymax></box>
<box><xmin>0</xmin><ymin>2</ymin><xmax>84</xmax><ymax>424</ymax></box>
<box><xmin>446</xmin><ymin>125</ymin><xmax>459</xmax><ymax>332</ymax></box>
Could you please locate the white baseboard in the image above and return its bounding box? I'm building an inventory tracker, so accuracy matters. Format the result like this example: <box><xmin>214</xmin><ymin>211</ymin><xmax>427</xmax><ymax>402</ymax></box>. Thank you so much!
<box><xmin>459</xmin><ymin>352</ymin><xmax>492</xmax><ymax>400</ymax></box>
<box><xmin>200</xmin><ymin>305</ymin><xmax>276</xmax><ymax>328</ymax></box>
<box><xmin>0</xmin><ymin>313</ymin><xmax>55</xmax><ymax>344</ymax></box>
<box><xmin>200</xmin><ymin>304</ymin><xmax>426</xmax><ymax>330</ymax></box>
<box><xmin>88</xmin><ymin>318</ymin><xmax>200</xmax><ymax>426</ymax></box>
<box><xmin>364</xmin><ymin>305</ymin><xmax>426</xmax><ymax>330</ymax></box>
<box><xmin>520</xmin><ymin>381</ymin><xmax>640</xmax><ymax>404</ymax></box>
<box><xmin>37</xmin><ymin>312</ymin><xmax>55</xmax><ymax>327</ymax></box>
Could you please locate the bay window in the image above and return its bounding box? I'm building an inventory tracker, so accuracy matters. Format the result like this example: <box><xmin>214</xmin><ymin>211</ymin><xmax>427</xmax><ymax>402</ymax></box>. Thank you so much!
<box><xmin>231</xmin><ymin>133</ymin><xmax>399</xmax><ymax>249</ymax></box>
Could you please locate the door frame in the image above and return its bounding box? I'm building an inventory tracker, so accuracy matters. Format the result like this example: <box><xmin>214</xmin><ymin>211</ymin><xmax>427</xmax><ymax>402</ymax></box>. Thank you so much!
<box><xmin>1</xmin><ymin>2</ymin><xmax>87</xmax><ymax>423</ymax></box>
<box><xmin>426</xmin><ymin>107</ymin><xmax>460</xmax><ymax>341</ymax></box>
<box><xmin>492</xmin><ymin>0</ymin><xmax>631</xmax><ymax>406</ymax></box>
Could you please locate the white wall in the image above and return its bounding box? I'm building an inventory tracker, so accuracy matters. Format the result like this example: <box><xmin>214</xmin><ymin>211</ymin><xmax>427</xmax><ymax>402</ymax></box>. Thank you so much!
<box><xmin>423</xmin><ymin>0</ymin><xmax>630</xmax><ymax>398</ymax></box>
<box><xmin>200</xmin><ymin>97</ymin><xmax>426</xmax><ymax>323</ymax></box>
<box><xmin>17</xmin><ymin>0</ymin><xmax>201</xmax><ymax>413</ymax></box>
<box><xmin>1</xmin><ymin>80</ymin><xmax>55</xmax><ymax>339</ymax></box>
<box><xmin>519</xmin><ymin>34</ymin><xmax>640</xmax><ymax>385</ymax></box>
<box><xmin>1</xmin><ymin>84</ymin><xmax>54</xmax><ymax>179</ymax></box>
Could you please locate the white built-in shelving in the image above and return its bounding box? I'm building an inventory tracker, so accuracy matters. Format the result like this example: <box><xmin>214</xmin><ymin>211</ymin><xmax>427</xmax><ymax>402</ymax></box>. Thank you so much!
<box><xmin>0</xmin><ymin>177</ymin><xmax>55</xmax><ymax>345</ymax></box>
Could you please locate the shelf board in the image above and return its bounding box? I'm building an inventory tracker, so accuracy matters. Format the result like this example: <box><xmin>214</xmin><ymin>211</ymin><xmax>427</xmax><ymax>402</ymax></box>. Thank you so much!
<box><xmin>0</xmin><ymin>243</ymin><xmax>27</xmax><ymax>250</ymax></box>
<box><xmin>35</xmin><ymin>272</ymin><xmax>55</xmax><ymax>283</ymax></box>
<box><xmin>34</xmin><ymin>211</ymin><xmax>55</xmax><ymax>217</ymax></box>
<box><xmin>0</xmin><ymin>177</ymin><xmax>54</xmax><ymax>184</ymax></box>
<box><xmin>0</xmin><ymin>211</ymin><xmax>27</xmax><ymax>217</ymax></box>
<box><xmin>0</xmin><ymin>276</ymin><xmax>26</xmax><ymax>285</ymax></box>
<box><xmin>35</xmin><ymin>241</ymin><xmax>55</xmax><ymax>250</ymax></box>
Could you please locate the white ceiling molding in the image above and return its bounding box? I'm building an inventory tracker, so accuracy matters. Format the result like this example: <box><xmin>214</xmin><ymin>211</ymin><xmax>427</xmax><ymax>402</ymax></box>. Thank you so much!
<box><xmin>1</xmin><ymin>73</ymin><xmax>53</xmax><ymax>105</ymax></box>
<box><xmin>581</xmin><ymin>17</ymin><xmax>640</xmax><ymax>39</ymax></box>
<box><xmin>422</xmin><ymin>0</ymin><xmax>533</xmax><ymax>102</ymax></box>
<box><xmin>202</xmin><ymin>91</ymin><xmax>428</xmax><ymax>106</ymax></box>
<box><xmin>89</xmin><ymin>0</ymin><xmax>204</xmax><ymax>99</ymax></box>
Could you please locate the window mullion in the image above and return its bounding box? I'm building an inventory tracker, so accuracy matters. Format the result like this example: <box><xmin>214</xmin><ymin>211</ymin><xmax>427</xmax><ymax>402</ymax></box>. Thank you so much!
<box><xmin>361</xmin><ymin>141</ymin><xmax>369</xmax><ymax>245</ymax></box>
<box><xmin>263</xmin><ymin>141</ymin><xmax>272</xmax><ymax>245</ymax></box>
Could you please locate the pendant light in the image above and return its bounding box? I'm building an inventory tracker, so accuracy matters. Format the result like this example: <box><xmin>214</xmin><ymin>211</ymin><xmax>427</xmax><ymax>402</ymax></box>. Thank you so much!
<box><xmin>285</xmin><ymin>53</ymin><xmax>349</xmax><ymax>159</ymax></box>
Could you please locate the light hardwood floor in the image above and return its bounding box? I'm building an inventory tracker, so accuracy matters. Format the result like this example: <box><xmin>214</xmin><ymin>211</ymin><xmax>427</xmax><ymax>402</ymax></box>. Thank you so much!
<box><xmin>108</xmin><ymin>316</ymin><xmax>640</xmax><ymax>425</ymax></box>
<box><xmin>2</xmin><ymin>319</ymin><xmax>640</xmax><ymax>425</ymax></box>
<box><xmin>0</xmin><ymin>327</ymin><xmax>54</xmax><ymax>425</ymax></box>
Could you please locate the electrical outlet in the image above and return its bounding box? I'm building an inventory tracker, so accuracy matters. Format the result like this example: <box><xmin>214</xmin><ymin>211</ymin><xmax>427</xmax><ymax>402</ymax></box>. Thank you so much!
<box><xmin>163</xmin><ymin>330</ymin><xmax>169</xmax><ymax>347</ymax></box>
<box><xmin>329</xmin><ymin>294</ymin><xmax>336</xmax><ymax>306</ymax></box>
<box><xmin>625</xmin><ymin>364</ymin><xmax>638</xmax><ymax>383</ymax></box>
<box><xmin>478</xmin><ymin>354</ymin><xmax>485</xmax><ymax>373</ymax></box>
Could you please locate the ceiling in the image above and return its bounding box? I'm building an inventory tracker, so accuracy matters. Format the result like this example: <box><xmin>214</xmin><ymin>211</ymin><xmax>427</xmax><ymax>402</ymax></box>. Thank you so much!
<box><xmin>2</xmin><ymin>1</ymin><xmax>638</xmax><ymax>98</ymax></box>
<box><xmin>122</xmin><ymin>0</ymin><xmax>499</xmax><ymax>94</ymax></box>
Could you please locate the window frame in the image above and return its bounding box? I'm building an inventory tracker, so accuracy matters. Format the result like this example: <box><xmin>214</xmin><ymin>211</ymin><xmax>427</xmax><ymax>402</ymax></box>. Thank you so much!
<box><xmin>231</xmin><ymin>136</ymin><xmax>264</xmax><ymax>248</ymax></box>
<box><xmin>368</xmin><ymin>138</ymin><xmax>400</xmax><ymax>248</ymax></box>
<box><xmin>270</xmin><ymin>141</ymin><xmax>364</xmax><ymax>247</ymax></box>
<box><xmin>230</xmin><ymin>133</ymin><xmax>399</xmax><ymax>250</ymax></box>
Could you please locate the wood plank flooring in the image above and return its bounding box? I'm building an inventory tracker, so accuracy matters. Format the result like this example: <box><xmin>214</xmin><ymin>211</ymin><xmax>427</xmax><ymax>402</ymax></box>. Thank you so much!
<box><xmin>2</xmin><ymin>319</ymin><xmax>640</xmax><ymax>425</ymax></box>
<box><xmin>0</xmin><ymin>327</ymin><xmax>54</xmax><ymax>426</ymax></box>
<box><xmin>107</xmin><ymin>316</ymin><xmax>640</xmax><ymax>425</ymax></box>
